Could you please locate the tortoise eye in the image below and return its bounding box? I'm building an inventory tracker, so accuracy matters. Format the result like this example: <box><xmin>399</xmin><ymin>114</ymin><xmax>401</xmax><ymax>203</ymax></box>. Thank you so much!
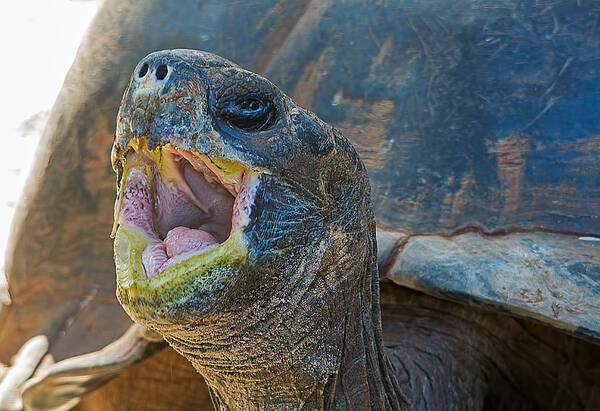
<box><xmin>219</xmin><ymin>97</ymin><xmax>276</xmax><ymax>132</ymax></box>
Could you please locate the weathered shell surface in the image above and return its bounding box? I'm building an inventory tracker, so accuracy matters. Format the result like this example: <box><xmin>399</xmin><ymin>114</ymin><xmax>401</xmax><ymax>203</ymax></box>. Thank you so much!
<box><xmin>1</xmin><ymin>0</ymin><xmax>598</xmax><ymax>384</ymax></box>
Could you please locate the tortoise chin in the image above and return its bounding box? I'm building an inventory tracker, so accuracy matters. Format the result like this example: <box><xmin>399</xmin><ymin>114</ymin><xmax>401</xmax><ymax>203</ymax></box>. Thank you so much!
<box><xmin>112</xmin><ymin>138</ymin><xmax>260</xmax><ymax>326</ymax></box>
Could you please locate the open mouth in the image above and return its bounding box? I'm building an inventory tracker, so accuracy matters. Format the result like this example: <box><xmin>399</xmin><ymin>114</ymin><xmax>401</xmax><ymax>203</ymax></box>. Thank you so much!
<box><xmin>112</xmin><ymin>139</ymin><xmax>258</xmax><ymax>292</ymax></box>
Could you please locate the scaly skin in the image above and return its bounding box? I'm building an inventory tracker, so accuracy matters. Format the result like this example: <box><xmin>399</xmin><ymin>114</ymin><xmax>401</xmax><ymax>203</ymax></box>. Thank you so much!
<box><xmin>113</xmin><ymin>49</ymin><xmax>407</xmax><ymax>410</ymax></box>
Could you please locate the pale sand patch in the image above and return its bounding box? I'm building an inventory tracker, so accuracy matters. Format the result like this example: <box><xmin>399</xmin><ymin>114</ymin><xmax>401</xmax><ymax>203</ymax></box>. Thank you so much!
<box><xmin>0</xmin><ymin>0</ymin><xmax>100</xmax><ymax>294</ymax></box>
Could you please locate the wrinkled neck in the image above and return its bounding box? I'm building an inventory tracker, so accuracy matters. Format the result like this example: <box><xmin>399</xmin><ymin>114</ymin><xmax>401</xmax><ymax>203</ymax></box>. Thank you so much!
<box><xmin>164</xmin><ymin>231</ymin><xmax>408</xmax><ymax>410</ymax></box>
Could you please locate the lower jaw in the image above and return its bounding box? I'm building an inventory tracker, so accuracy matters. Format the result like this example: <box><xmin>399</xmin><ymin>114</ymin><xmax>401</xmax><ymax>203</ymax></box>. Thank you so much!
<box><xmin>114</xmin><ymin>222</ymin><xmax>248</xmax><ymax>322</ymax></box>
<box><xmin>112</xmin><ymin>147</ymin><xmax>260</xmax><ymax>322</ymax></box>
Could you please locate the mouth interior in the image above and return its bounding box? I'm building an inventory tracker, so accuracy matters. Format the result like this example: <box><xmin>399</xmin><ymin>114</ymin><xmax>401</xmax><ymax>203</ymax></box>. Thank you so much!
<box><xmin>115</xmin><ymin>145</ymin><xmax>251</xmax><ymax>279</ymax></box>
<box><xmin>155</xmin><ymin>156</ymin><xmax>234</xmax><ymax>242</ymax></box>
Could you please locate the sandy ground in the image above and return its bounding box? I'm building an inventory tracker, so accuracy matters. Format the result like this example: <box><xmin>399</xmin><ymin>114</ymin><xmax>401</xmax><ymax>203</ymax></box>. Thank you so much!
<box><xmin>0</xmin><ymin>1</ymin><xmax>100</xmax><ymax>298</ymax></box>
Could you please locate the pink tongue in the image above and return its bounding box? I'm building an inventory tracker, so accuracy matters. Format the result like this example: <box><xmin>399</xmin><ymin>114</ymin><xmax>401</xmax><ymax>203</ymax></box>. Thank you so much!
<box><xmin>164</xmin><ymin>227</ymin><xmax>218</xmax><ymax>258</ymax></box>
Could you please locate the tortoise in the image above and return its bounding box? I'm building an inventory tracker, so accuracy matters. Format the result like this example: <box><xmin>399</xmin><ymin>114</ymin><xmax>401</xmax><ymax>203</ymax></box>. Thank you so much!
<box><xmin>1</xmin><ymin>0</ymin><xmax>599</xmax><ymax>409</ymax></box>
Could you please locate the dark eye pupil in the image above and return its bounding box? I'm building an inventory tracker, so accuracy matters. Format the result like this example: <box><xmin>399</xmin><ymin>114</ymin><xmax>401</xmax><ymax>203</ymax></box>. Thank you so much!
<box><xmin>247</xmin><ymin>100</ymin><xmax>260</xmax><ymax>111</ymax></box>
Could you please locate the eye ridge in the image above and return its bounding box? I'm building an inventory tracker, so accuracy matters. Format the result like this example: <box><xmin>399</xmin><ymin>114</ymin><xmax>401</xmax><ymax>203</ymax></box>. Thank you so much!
<box><xmin>219</xmin><ymin>96</ymin><xmax>276</xmax><ymax>132</ymax></box>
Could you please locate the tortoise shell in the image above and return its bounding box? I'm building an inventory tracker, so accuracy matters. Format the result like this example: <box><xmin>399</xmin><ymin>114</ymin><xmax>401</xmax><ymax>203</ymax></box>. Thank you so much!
<box><xmin>2</xmin><ymin>0</ymin><xmax>599</xmax><ymax>409</ymax></box>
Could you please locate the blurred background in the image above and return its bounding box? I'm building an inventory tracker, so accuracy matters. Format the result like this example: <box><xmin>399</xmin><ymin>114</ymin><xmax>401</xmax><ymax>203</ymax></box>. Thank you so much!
<box><xmin>0</xmin><ymin>1</ymin><xmax>100</xmax><ymax>289</ymax></box>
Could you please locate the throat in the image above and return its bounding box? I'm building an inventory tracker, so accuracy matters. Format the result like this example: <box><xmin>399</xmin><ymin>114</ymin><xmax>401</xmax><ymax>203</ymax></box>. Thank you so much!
<box><xmin>162</xmin><ymin>239</ymin><xmax>409</xmax><ymax>410</ymax></box>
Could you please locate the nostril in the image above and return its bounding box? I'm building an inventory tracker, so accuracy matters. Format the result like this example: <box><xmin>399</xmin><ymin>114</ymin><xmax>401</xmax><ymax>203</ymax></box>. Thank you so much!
<box><xmin>138</xmin><ymin>63</ymin><xmax>148</xmax><ymax>78</ymax></box>
<box><xmin>156</xmin><ymin>64</ymin><xmax>168</xmax><ymax>80</ymax></box>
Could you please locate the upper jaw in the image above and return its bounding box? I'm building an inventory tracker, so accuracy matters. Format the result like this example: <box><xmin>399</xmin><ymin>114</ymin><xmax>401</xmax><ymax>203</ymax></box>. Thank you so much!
<box><xmin>112</xmin><ymin>137</ymin><xmax>260</xmax><ymax>296</ymax></box>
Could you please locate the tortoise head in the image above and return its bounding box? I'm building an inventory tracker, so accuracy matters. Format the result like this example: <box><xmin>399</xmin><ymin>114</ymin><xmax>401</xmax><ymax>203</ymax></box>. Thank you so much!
<box><xmin>112</xmin><ymin>50</ymin><xmax>398</xmax><ymax>407</ymax></box>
